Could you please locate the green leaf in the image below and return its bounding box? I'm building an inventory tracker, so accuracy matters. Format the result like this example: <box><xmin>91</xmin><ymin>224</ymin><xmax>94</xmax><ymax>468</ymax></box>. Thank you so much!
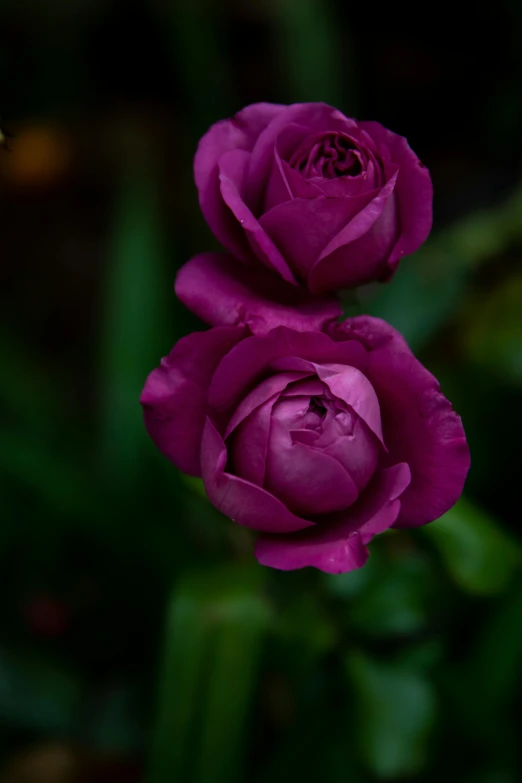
<box><xmin>346</xmin><ymin>651</ymin><xmax>435</xmax><ymax>779</ymax></box>
<box><xmin>420</xmin><ymin>497</ymin><xmax>520</xmax><ymax>595</ymax></box>
<box><xmin>462</xmin><ymin>271</ymin><xmax>522</xmax><ymax>385</ymax></box>
<box><xmin>148</xmin><ymin>564</ymin><xmax>270</xmax><ymax>783</ymax></box>
<box><xmin>347</xmin><ymin>547</ymin><xmax>435</xmax><ymax>638</ymax></box>
<box><xmin>322</xmin><ymin>549</ymin><xmax>378</xmax><ymax>599</ymax></box>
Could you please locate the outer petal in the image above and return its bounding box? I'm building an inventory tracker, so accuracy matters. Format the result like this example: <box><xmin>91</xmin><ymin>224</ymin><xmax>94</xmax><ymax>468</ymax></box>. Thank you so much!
<box><xmin>194</xmin><ymin>103</ymin><xmax>285</xmax><ymax>260</ymax></box>
<box><xmin>367</xmin><ymin>342</ymin><xmax>469</xmax><ymax>527</ymax></box>
<box><xmin>359</xmin><ymin>121</ymin><xmax>433</xmax><ymax>269</ymax></box>
<box><xmin>208</xmin><ymin>327</ymin><xmax>368</xmax><ymax>414</ymax></box>
<box><xmin>201</xmin><ymin>418</ymin><xmax>315</xmax><ymax>533</ymax></box>
<box><xmin>140</xmin><ymin>326</ymin><xmax>247</xmax><ymax>476</ymax></box>
<box><xmin>255</xmin><ymin>463</ymin><xmax>410</xmax><ymax>573</ymax></box>
<box><xmin>330</xmin><ymin>315</ymin><xmax>469</xmax><ymax>525</ymax></box>
<box><xmin>175</xmin><ymin>252</ymin><xmax>341</xmax><ymax>336</ymax></box>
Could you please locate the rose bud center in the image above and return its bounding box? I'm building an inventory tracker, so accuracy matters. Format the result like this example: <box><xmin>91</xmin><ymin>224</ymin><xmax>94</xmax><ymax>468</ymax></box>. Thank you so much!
<box><xmin>289</xmin><ymin>131</ymin><xmax>364</xmax><ymax>179</ymax></box>
<box><xmin>229</xmin><ymin>373</ymin><xmax>381</xmax><ymax>519</ymax></box>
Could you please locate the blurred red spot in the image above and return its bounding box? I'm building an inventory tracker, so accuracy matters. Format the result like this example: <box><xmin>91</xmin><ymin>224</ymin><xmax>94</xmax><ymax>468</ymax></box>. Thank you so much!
<box><xmin>23</xmin><ymin>594</ymin><xmax>70</xmax><ymax>638</ymax></box>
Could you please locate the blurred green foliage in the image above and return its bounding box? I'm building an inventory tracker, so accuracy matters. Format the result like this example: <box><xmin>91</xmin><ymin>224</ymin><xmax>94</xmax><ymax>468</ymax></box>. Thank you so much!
<box><xmin>1</xmin><ymin>0</ymin><xmax>522</xmax><ymax>781</ymax></box>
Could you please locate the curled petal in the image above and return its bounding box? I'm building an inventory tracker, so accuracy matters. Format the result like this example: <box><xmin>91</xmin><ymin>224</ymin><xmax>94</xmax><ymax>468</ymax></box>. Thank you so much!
<box><xmin>194</xmin><ymin>102</ymin><xmax>285</xmax><ymax>259</ymax></box>
<box><xmin>314</xmin><ymin>363</ymin><xmax>384</xmax><ymax>444</ymax></box>
<box><xmin>219</xmin><ymin>149</ymin><xmax>296</xmax><ymax>283</ymax></box>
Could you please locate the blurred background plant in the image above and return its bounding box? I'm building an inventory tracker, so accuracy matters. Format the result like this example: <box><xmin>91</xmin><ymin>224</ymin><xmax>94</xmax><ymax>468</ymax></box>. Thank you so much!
<box><xmin>1</xmin><ymin>0</ymin><xmax>522</xmax><ymax>781</ymax></box>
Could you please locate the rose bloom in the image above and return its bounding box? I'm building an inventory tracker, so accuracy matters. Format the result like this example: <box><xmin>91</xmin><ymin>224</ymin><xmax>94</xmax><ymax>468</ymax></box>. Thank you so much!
<box><xmin>140</xmin><ymin>267</ymin><xmax>469</xmax><ymax>573</ymax></box>
<box><xmin>195</xmin><ymin>102</ymin><xmax>432</xmax><ymax>294</ymax></box>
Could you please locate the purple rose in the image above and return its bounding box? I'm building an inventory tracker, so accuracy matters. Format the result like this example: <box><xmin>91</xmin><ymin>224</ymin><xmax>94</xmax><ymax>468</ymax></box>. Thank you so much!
<box><xmin>140</xmin><ymin>310</ymin><xmax>469</xmax><ymax>574</ymax></box>
<box><xmin>195</xmin><ymin>102</ymin><xmax>433</xmax><ymax>294</ymax></box>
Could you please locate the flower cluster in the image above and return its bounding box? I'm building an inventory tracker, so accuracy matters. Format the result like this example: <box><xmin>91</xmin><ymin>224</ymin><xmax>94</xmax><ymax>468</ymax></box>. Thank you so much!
<box><xmin>141</xmin><ymin>103</ymin><xmax>469</xmax><ymax>574</ymax></box>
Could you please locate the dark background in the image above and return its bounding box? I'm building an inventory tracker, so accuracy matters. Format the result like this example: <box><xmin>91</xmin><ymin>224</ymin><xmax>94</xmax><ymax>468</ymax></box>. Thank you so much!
<box><xmin>1</xmin><ymin>1</ymin><xmax>522</xmax><ymax>781</ymax></box>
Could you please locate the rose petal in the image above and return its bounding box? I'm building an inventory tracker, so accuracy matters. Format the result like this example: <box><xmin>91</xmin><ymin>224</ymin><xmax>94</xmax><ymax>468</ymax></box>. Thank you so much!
<box><xmin>194</xmin><ymin>102</ymin><xmax>285</xmax><ymax>260</ymax></box>
<box><xmin>327</xmin><ymin>314</ymin><xmax>412</xmax><ymax>355</ymax></box>
<box><xmin>265</xmin><ymin>418</ymin><xmax>360</xmax><ymax>515</ymax></box>
<box><xmin>281</xmin><ymin>160</ymin><xmax>326</xmax><ymax>199</ymax></box>
<box><xmin>259</xmin><ymin>192</ymin><xmax>374</xmax><ymax>282</ymax></box>
<box><xmin>314</xmin><ymin>363</ymin><xmax>384</xmax><ymax>443</ymax></box>
<box><xmin>281</xmin><ymin>377</ymin><xmax>326</xmax><ymax>398</ymax></box>
<box><xmin>209</xmin><ymin>327</ymin><xmax>368</xmax><ymax>414</ymax></box>
<box><xmin>359</xmin><ymin>121</ymin><xmax>433</xmax><ymax>269</ymax></box>
<box><xmin>255</xmin><ymin>463</ymin><xmax>410</xmax><ymax>573</ymax></box>
<box><xmin>318</xmin><ymin>418</ymin><xmax>380</xmax><ymax>492</ymax></box>
<box><xmin>269</xmin><ymin>358</ymin><xmax>380</xmax><ymax>443</ymax></box>
<box><xmin>224</xmin><ymin>371</ymin><xmax>312</xmax><ymax>438</ymax></box>
<box><xmin>218</xmin><ymin>149</ymin><xmax>297</xmax><ymax>283</ymax></box>
<box><xmin>246</xmin><ymin>102</ymin><xmax>357</xmax><ymax>211</ymax></box>
<box><xmin>367</xmin><ymin>346</ymin><xmax>470</xmax><ymax>526</ymax></box>
<box><xmin>230</xmin><ymin>394</ymin><xmax>276</xmax><ymax>486</ymax></box>
<box><xmin>309</xmin><ymin>170</ymin><xmax>399</xmax><ymax>293</ymax></box>
<box><xmin>264</xmin><ymin>149</ymin><xmax>294</xmax><ymax>211</ymax></box>
<box><xmin>201</xmin><ymin>418</ymin><xmax>314</xmax><ymax>533</ymax></box>
<box><xmin>175</xmin><ymin>252</ymin><xmax>341</xmax><ymax>336</ymax></box>
<box><xmin>140</xmin><ymin>326</ymin><xmax>247</xmax><ymax>476</ymax></box>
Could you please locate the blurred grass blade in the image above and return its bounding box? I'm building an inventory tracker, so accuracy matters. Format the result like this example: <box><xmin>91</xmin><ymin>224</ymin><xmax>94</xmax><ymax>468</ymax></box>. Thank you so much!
<box><xmin>271</xmin><ymin>0</ymin><xmax>348</xmax><ymax>107</ymax></box>
<box><xmin>420</xmin><ymin>497</ymin><xmax>520</xmax><ymax>595</ymax></box>
<box><xmin>148</xmin><ymin>564</ymin><xmax>270</xmax><ymax>783</ymax></box>
<box><xmin>0</xmin><ymin>330</ymin><xmax>67</xmax><ymax>439</ymax></box>
<box><xmin>346</xmin><ymin>651</ymin><xmax>435</xmax><ymax>779</ymax></box>
<box><xmin>161</xmin><ymin>0</ymin><xmax>234</xmax><ymax>128</ymax></box>
<box><xmin>100</xmin><ymin>138</ymin><xmax>170</xmax><ymax>486</ymax></box>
